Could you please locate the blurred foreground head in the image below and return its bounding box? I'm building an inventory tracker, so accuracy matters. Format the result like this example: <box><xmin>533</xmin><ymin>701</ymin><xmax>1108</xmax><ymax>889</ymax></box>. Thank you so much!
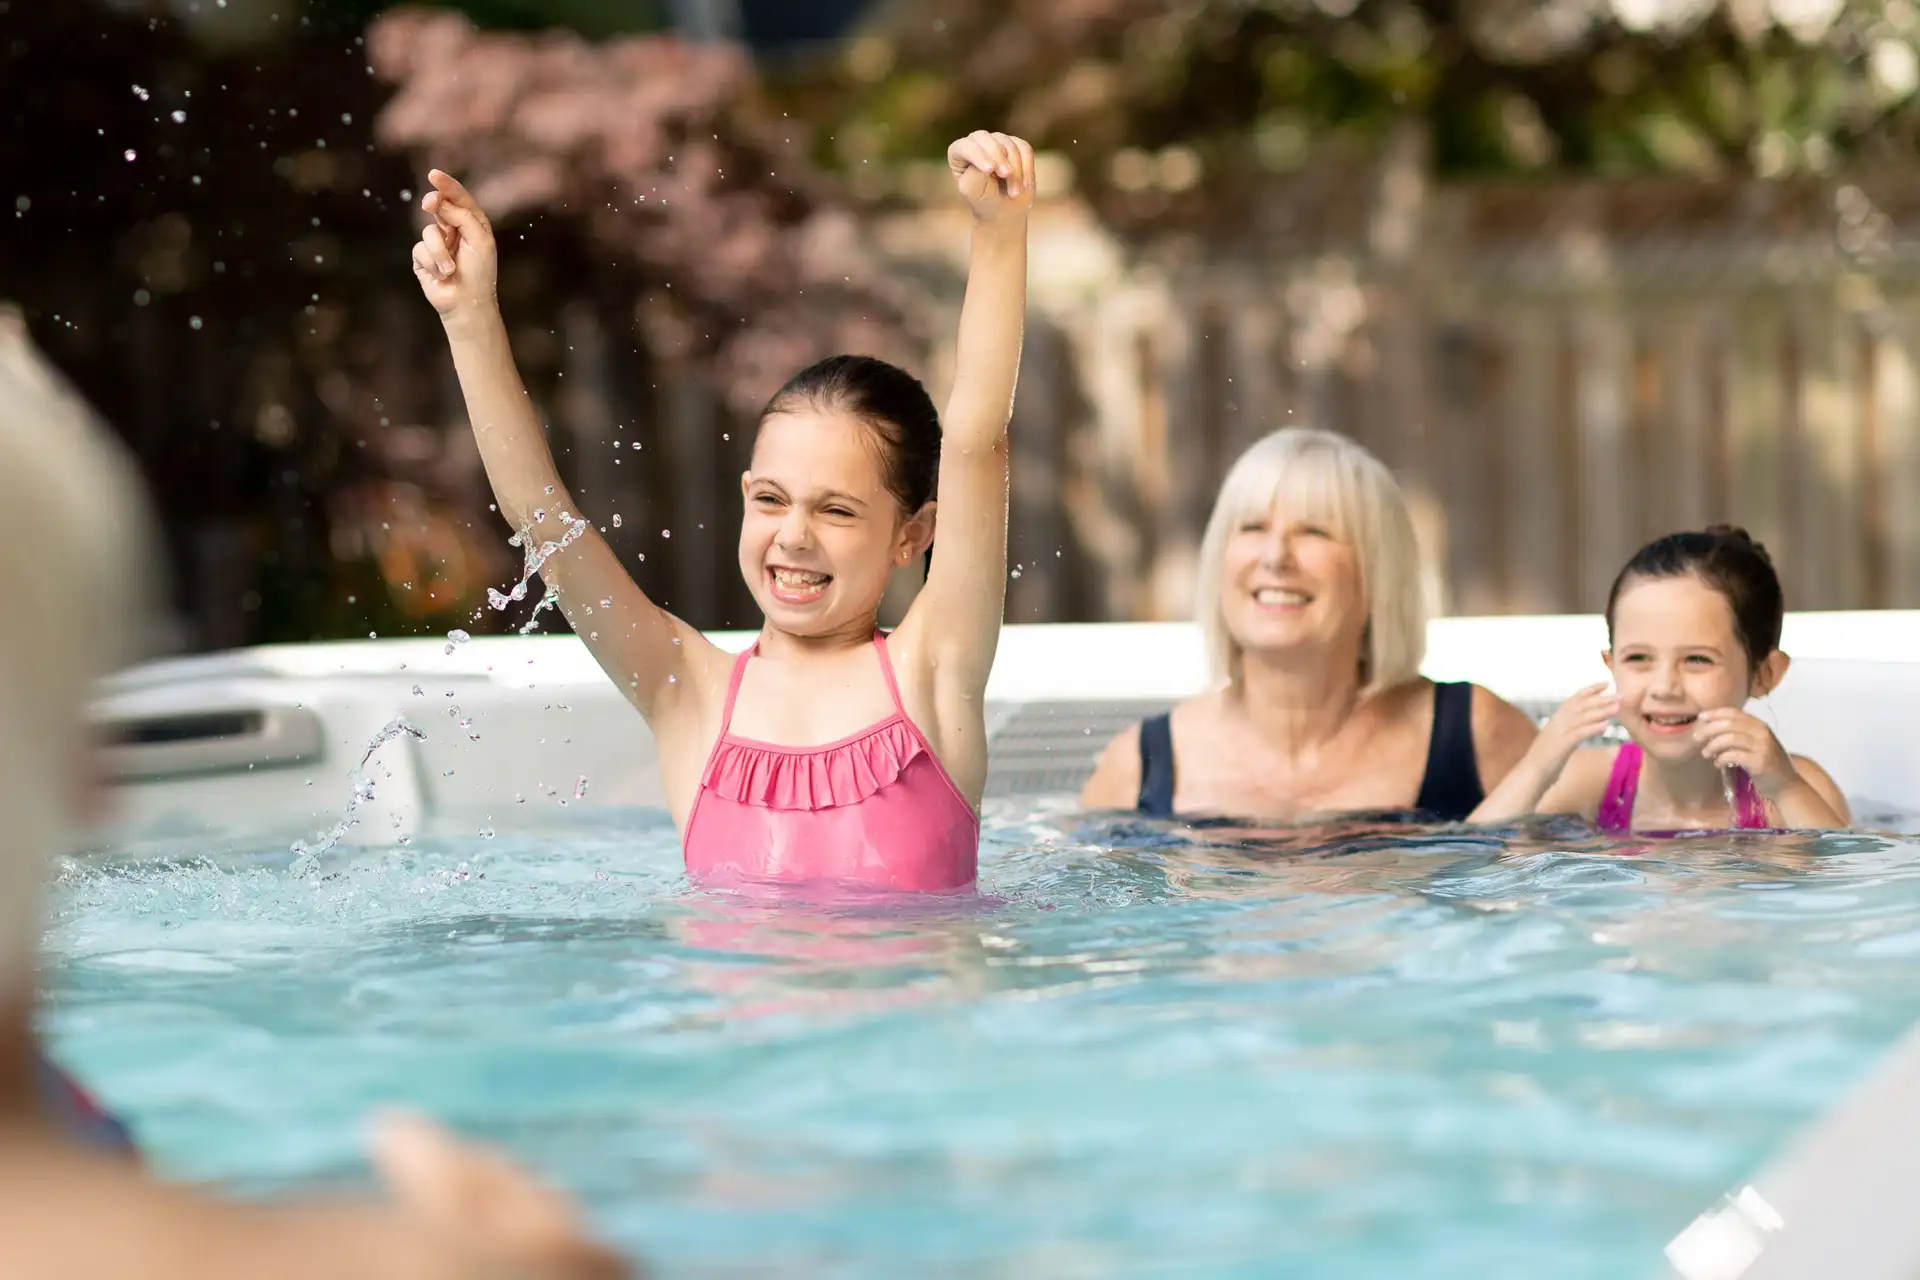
<box><xmin>0</xmin><ymin>307</ymin><xmax>160</xmax><ymax>978</ymax></box>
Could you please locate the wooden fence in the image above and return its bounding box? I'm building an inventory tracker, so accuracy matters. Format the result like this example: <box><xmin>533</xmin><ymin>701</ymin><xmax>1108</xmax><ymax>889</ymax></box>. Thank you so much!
<box><xmin>879</xmin><ymin>169</ymin><xmax>1920</xmax><ymax>625</ymax></box>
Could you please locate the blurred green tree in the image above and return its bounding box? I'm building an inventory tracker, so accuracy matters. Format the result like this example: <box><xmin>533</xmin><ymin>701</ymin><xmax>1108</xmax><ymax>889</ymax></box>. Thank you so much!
<box><xmin>784</xmin><ymin>0</ymin><xmax>1920</xmax><ymax>227</ymax></box>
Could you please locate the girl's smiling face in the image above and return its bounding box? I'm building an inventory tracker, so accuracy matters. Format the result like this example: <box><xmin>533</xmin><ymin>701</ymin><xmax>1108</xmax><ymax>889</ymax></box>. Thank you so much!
<box><xmin>1605</xmin><ymin>573</ymin><xmax>1783</xmax><ymax>759</ymax></box>
<box><xmin>738</xmin><ymin>410</ymin><xmax>931</xmax><ymax>639</ymax></box>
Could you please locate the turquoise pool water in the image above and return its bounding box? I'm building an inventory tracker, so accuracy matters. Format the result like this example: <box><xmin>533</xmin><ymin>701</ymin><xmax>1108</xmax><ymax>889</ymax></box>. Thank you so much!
<box><xmin>39</xmin><ymin>805</ymin><xmax>1920</xmax><ymax>1278</ymax></box>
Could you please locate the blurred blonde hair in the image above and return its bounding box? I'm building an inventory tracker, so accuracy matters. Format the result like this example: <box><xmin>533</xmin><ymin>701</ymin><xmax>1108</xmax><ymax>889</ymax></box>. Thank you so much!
<box><xmin>0</xmin><ymin>308</ymin><xmax>159</xmax><ymax>971</ymax></box>
<box><xmin>1194</xmin><ymin>427</ymin><xmax>1426</xmax><ymax>694</ymax></box>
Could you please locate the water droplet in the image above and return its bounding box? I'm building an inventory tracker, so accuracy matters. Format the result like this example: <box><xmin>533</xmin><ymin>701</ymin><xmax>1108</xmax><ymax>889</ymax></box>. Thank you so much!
<box><xmin>123</xmin><ymin>149</ymin><xmax>136</xmax><ymax>162</ymax></box>
<box><xmin>532</xmin><ymin>508</ymin><xmax>547</xmax><ymax>523</ymax></box>
<box><xmin>443</xmin><ymin>628</ymin><xmax>470</xmax><ymax>654</ymax></box>
<box><xmin>478</xmin><ymin>826</ymin><xmax>495</xmax><ymax>839</ymax></box>
<box><xmin>189</xmin><ymin>316</ymin><xmax>202</xmax><ymax>330</ymax></box>
<box><xmin>170</xmin><ymin>110</ymin><xmax>186</xmax><ymax>123</ymax></box>
<box><xmin>412</xmin><ymin>685</ymin><xmax>425</xmax><ymax>696</ymax></box>
<box><xmin>661</xmin><ymin>529</ymin><xmax>672</xmax><ymax>539</ymax></box>
<box><xmin>544</xmin><ymin>484</ymin><xmax>555</xmax><ymax>495</ymax></box>
<box><xmin>131</xmin><ymin>85</ymin><xmax>149</xmax><ymax>101</ymax></box>
<box><xmin>611</xmin><ymin>514</ymin><xmax>623</xmax><ymax>528</ymax></box>
<box><xmin>574</xmin><ymin>777</ymin><xmax>589</xmax><ymax>800</ymax></box>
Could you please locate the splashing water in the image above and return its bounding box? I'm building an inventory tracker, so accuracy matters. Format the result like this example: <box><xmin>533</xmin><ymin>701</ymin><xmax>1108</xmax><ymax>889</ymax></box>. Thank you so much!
<box><xmin>289</xmin><ymin>716</ymin><xmax>426</xmax><ymax>874</ymax></box>
<box><xmin>488</xmin><ymin>513</ymin><xmax>591</xmax><ymax>617</ymax></box>
<box><xmin>1721</xmin><ymin>765</ymin><xmax>1742</xmax><ymax>827</ymax></box>
<box><xmin>518</xmin><ymin>587</ymin><xmax>561</xmax><ymax>635</ymax></box>
<box><xmin>443</xmin><ymin>628</ymin><xmax>470</xmax><ymax>656</ymax></box>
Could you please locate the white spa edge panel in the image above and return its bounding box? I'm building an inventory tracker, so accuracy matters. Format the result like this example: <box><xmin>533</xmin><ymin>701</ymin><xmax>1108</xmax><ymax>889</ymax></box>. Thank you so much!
<box><xmin>89</xmin><ymin>610</ymin><xmax>1920</xmax><ymax>846</ymax></box>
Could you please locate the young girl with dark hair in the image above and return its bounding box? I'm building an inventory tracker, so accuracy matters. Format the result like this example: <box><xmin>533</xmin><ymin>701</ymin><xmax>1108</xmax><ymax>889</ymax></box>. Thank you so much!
<box><xmin>1471</xmin><ymin>526</ymin><xmax>1850</xmax><ymax>832</ymax></box>
<box><xmin>413</xmin><ymin>131</ymin><xmax>1033</xmax><ymax>892</ymax></box>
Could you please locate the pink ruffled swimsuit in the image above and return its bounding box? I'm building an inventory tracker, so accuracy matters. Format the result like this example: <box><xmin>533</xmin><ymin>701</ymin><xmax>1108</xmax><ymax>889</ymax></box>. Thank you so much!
<box><xmin>1596</xmin><ymin>742</ymin><xmax>1771</xmax><ymax>834</ymax></box>
<box><xmin>682</xmin><ymin>631</ymin><xmax>980</xmax><ymax>892</ymax></box>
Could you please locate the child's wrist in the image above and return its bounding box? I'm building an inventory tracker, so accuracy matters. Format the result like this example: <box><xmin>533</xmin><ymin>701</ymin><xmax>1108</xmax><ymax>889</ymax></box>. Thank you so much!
<box><xmin>439</xmin><ymin>296</ymin><xmax>503</xmax><ymax>341</ymax></box>
<box><xmin>1522</xmin><ymin>740</ymin><xmax>1574</xmax><ymax>780</ymax></box>
<box><xmin>970</xmin><ymin>215</ymin><xmax>1029</xmax><ymax>241</ymax></box>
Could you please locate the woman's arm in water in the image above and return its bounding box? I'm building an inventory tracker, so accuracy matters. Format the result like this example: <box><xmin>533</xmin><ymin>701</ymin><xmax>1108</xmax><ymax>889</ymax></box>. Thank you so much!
<box><xmin>897</xmin><ymin>134</ymin><xmax>1033</xmax><ymax>749</ymax></box>
<box><xmin>411</xmin><ymin>170</ymin><xmax>722</xmax><ymax>725</ymax></box>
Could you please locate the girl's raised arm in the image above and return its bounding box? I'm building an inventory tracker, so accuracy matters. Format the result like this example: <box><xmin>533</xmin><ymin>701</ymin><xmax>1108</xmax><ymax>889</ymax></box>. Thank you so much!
<box><xmin>412</xmin><ymin>170</ymin><xmax>722</xmax><ymax>724</ymax></box>
<box><xmin>898</xmin><ymin>133</ymin><xmax>1032</xmax><ymax>698</ymax></box>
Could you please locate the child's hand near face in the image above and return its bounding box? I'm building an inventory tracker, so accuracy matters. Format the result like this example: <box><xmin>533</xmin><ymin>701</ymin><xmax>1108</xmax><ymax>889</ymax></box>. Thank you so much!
<box><xmin>1468</xmin><ymin>682</ymin><xmax>1616</xmax><ymax>823</ymax></box>
<box><xmin>1691</xmin><ymin>706</ymin><xmax>1850</xmax><ymax>827</ymax></box>
<box><xmin>1526</xmin><ymin>683</ymin><xmax>1620</xmax><ymax>777</ymax></box>
<box><xmin>1692</xmin><ymin>708</ymin><xmax>1798</xmax><ymax>798</ymax></box>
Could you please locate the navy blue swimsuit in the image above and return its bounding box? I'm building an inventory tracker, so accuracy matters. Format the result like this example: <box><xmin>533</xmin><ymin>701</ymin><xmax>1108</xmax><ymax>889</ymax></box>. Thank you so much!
<box><xmin>1135</xmin><ymin>681</ymin><xmax>1485</xmax><ymax>821</ymax></box>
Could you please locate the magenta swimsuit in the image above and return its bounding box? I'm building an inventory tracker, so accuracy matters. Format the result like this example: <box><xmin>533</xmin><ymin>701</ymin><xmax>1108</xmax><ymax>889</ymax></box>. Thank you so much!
<box><xmin>681</xmin><ymin>632</ymin><xmax>980</xmax><ymax>892</ymax></box>
<box><xmin>1596</xmin><ymin>742</ymin><xmax>1771</xmax><ymax>834</ymax></box>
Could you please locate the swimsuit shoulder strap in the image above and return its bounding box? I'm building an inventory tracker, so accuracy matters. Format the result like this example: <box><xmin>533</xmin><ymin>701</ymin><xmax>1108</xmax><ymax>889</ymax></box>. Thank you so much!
<box><xmin>716</xmin><ymin>644</ymin><xmax>754</xmax><ymax>735</ymax></box>
<box><xmin>1414</xmin><ymin>681</ymin><xmax>1483</xmax><ymax>820</ymax></box>
<box><xmin>1137</xmin><ymin>712</ymin><xmax>1175</xmax><ymax>817</ymax></box>
<box><xmin>1596</xmin><ymin>742</ymin><xmax>1642</xmax><ymax>833</ymax></box>
<box><xmin>871</xmin><ymin>629</ymin><xmax>907</xmax><ymax>717</ymax></box>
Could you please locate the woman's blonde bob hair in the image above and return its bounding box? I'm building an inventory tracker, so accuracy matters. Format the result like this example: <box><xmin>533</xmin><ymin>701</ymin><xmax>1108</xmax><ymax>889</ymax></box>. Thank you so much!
<box><xmin>1194</xmin><ymin>426</ymin><xmax>1426</xmax><ymax>693</ymax></box>
<box><xmin>0</xmin><ymin>310</ymin><xmax>159</xmax><ymax>971</ymax></box>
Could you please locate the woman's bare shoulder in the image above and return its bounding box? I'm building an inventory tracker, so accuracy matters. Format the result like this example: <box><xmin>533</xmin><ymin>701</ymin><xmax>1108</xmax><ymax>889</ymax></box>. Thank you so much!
<box><xmin>1080</xmin><ymin>694</ymin><xmax>1213</xmax><ymax>809</ymax></box>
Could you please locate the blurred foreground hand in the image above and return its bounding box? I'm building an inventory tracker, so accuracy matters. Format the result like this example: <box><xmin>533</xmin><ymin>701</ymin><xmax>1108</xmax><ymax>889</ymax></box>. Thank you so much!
<box><xmin>372</xmin><ymin>1112</ymin><xmax>635</xmax><ymax>1280</ymax></box>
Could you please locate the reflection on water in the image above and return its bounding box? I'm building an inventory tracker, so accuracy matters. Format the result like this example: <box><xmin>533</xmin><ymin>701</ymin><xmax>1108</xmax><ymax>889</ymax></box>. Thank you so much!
<box><xmin>36</xmin><ymin>800</ymin><xmax>1920</xmax><ymax>1278</ymax></box>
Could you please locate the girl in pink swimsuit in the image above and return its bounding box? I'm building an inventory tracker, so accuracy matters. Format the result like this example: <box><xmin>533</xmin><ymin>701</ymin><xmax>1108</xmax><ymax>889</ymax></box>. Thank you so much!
<box><xmin>414</xmin><ymin>131</ymin><xmax>1034</xmax><ymax>892</ymax></box>
<box><xmin>1471</xmin><ymin>526</ymin><xmax>1850</xmax><ymax>834</ymax></box>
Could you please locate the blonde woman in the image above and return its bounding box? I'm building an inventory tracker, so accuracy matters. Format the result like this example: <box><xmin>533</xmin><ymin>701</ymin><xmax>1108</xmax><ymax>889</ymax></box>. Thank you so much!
<box><xmin>1082</xmin><ymin>427</ymin><xmax>1536</xmax><ymax>822</ymax></box>
<box><xmin>0</xmin><ymin>315</ymin><xmax>624</xmax><ymax>1278</ymax></box>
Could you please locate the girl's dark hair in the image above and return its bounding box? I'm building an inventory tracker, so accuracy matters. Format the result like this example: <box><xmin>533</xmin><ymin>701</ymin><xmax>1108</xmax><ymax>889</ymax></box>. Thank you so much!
<box><xmin>1603</xmin><ymin>525</ymin><xmax>1784</xmax><ymax>666</ymax></box>
<box><xmin>759</xmin><ymin>354</ymin><xmax>940</xmax><ymax>573</ymax></box>
<box><xmin>761</xmin><ymin>355</ymin><xmax>940</xmax><ymax>512</ymax></box>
